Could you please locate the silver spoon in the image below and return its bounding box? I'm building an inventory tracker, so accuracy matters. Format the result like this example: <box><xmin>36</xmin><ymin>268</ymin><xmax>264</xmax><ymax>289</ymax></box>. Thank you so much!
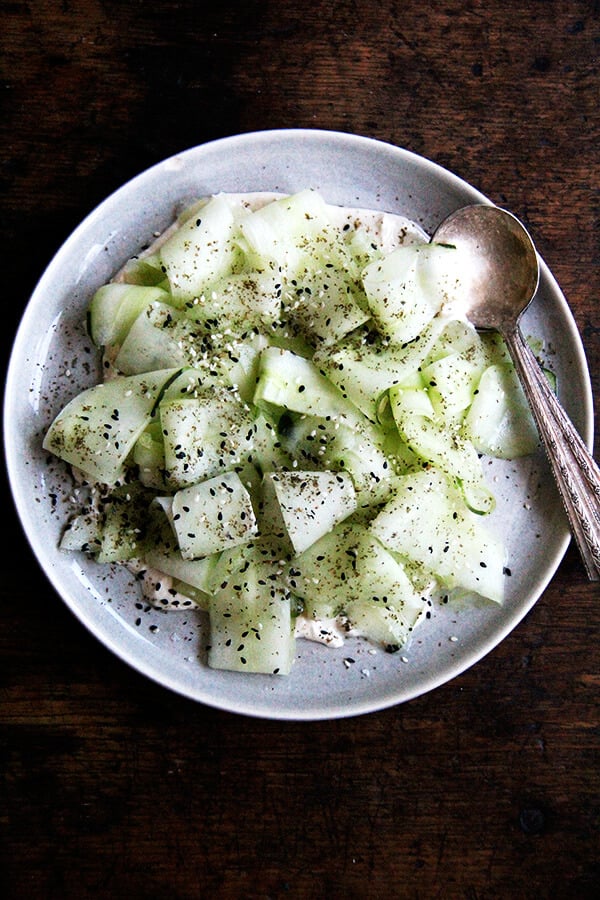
<box><xmin>432</xmin><ymin>203</ymin><xmax>600</xmax><ymax>580</ymax></box>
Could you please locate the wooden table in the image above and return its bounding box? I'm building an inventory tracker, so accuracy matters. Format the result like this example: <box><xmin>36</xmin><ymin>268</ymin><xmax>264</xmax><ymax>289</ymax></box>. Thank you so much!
<box><xmin>2</xmin><ymin>2</ymin><xmax>599</xmax><ymax>897</ymax></box>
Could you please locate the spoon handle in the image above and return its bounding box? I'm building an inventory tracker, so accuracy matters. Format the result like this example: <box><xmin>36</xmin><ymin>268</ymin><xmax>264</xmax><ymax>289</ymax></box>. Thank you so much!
<box><xmin>504</xmin><ymin>326</ymin><xmax>600</xmax><ymax>580</ymax></box>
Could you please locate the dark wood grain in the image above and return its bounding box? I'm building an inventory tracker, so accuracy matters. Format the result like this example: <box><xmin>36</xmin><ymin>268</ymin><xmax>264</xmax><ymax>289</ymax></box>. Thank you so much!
<box><xmin>2</xmin><ymin>2</ymin><xmax>599</xmax><ymax>898</ymax></box>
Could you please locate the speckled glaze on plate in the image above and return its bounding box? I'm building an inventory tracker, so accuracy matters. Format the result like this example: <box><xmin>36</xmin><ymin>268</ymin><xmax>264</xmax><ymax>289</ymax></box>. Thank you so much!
<box><xmin>4</xmin><ymin>130</ymin><xmax>593</xmax><ymax>720</ymax></box>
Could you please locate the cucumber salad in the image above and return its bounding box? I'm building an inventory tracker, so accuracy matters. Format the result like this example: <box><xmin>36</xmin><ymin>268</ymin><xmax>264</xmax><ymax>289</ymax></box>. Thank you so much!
<box><xmin>43</xmin><ymin>190</ymin><xmax>543</xmax><ymax>676</ymax></box>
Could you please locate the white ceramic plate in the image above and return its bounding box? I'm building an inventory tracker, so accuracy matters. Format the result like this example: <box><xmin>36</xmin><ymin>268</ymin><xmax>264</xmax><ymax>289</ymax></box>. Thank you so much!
<box><xmin>4</xmin><ymin>129</ymin><xmax>593</xmax><ymax>720</ymax></box>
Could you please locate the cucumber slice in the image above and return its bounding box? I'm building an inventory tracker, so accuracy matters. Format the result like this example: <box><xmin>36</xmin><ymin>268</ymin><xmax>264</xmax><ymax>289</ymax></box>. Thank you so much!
<box><xmin>119</xmin><ymin>253</ymin><xmax>168</xmax><ymax>287</ymax></box>
<box><xmin>421</xmin><ymin>353</ymin><xmax>483</xmax><ymax>425</ymax></box>
<box><xmin>154</xmin><ymin>333</ymin><xmax>268</xmax><ymax>405</ymax></box>
<box><xmin>115</xmin><ymin>305</ymin><xmax>267</xmax><ymax>383</ymax></box>
<box><xmin>43</xmin><ymin>368</ymin><xmax>182</xmax><ymax>484</ymax></box>
<box><xmin>250</xmin><ymin>412</ymin><xmax>294</xmax><ymax>474</ymax></box>
<box><xmin>169</xmin><ymin>580</ymin><xmax>211</xmax><ymax>611</ymax></box>
<box><xmin>313</xmin><ymin>316</ymin><xmax>448</xmax><ymax>421</ymax></box>
<box><xmin>287</xmin><ymin>521</ymin><xmax>364</xmax><ymax>619</ymax></box>
<box><xmin>261</xmin><ymin>470</ymin><xmax>357</xmax><ymax>555</ymax></box>
<box><xmin>133</xmin><ymin>421</ymin><xmax>166</xmax><ymax>489</ymax></box>
<box><xmin>159</xmin><ymin>194</ymin><xmax>242</xmax><ymax>300</ymax></box>
<box><xmin>277</xmin><ymin>411</ymin><xmax>394</xmax><ymax>504</ymax></box>
<box><xmin>238</xmin><ymin>189</ymin><xmax>331</xmax><ymax>275</ymax></box>
<box><xmin>185</xmin><ymin>269</ymin><xmax>281</xmax><ymax>335</ymax></box>
<box><xmin>362</xmin><ymin>243</ymin><xmax>457</xmax><ymax>344</ymax></box>
<box><xmin>144</xmin><ymin>506</ymin><xmax>220</xmax><ymax>599</ymax></box>
<box><xmin>281</xmin><ymin>262</ymin><xmax>371</xmax><ymax>348</ymax></box>
<box><xmin>160</xmin><ymin>387</ymin><xmax>254</xmax><ymax>488</ymax></box>
<box><xmin>97</xmin><ymin>483</ymin><xmax>153</xmax><ymax>564</ymax></box>
<box><xmin>206</xmin><ymin>332</ymin><xmax>270</xmax><ymax>403</ymax></box>
<box><xmin>388</xmin><ymin>385</ymin><xmax>495</xmax><ymax>514</ymax></box>
<box><xmin>388</xmin><ymin>386</ymin><xmax>435</xmax><ymax>421</ymax></box>
<box><xmin>170</xmin><ymin>471</ymin><xmax>258</xmax><ymax>560</ymax></box>
<box><xmin>370</xmin><ymin>468</ymin><xmax>505</xmax><ymax>604</ymax></box>
<box><xmin>422</xmin><ymin>318</ymin><xmax>489</xmax><ymax>366</ymax></box>
<box><xmin>464</xmin><ymin>363</ymin><xmax>540</xmax><ymax>458</ymax></box>
<box><xmin>159</xmin><ymin>367</ymin><xmax>209</xmax><ymax>402</ymax></box>
<box><xmin>289</xmin><ymin>523</ymin><xmax>425</xmax><ymax>651</ymax></box>
<box><xmin>253</xmin><ymin>346</ymin><xmax>357</xmax><ymax>420</ymax></box>
<box><xmin>59</xmin><ymin>507</ymin><xmax>102</xmax><ymax>554</ymax></box>
<box><xmin>114</xmin><ymin>302</ymin><xmax>192</xmax><ymax>374</ymax></box>
<box><xmin>207</xmin><ymin>546</ymin><xmax>294</xmax><ymax>675</ymax></box>
<box><xmin>88</xmin><ymin>283</ymin><xmax>173</xmax><ymax>349</ymax></box>
<box><xmin>343</xmin><ymin>532</ymin><xmax>425</xmax><ymax>651</ymax></box>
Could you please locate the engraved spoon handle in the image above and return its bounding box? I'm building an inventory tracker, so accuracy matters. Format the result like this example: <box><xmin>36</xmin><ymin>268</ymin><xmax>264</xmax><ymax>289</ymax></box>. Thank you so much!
<box><xmin>504</xmin><ymin>324</ymin><xmax>600</xmax><ymax>580</ymax></box>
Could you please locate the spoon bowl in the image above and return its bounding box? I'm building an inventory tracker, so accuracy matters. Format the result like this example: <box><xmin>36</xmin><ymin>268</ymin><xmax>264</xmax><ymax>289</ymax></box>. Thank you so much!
<box><xmin>433</xmin><ymin>204</ymin><xmax>600</xmax><ymax>581</ymax></box>
<box><xmin>433</xmin><ymin>204</ymin><xmax>540</xmax><ymax>331</ymax></box>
